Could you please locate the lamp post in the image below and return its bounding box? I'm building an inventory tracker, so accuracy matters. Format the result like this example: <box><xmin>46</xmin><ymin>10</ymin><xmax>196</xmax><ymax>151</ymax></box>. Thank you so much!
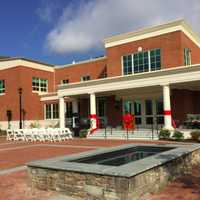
<box><xmin>18</xmin><ymin>87</ymin><xmax>22</xmax><ymax>129</ymax></box>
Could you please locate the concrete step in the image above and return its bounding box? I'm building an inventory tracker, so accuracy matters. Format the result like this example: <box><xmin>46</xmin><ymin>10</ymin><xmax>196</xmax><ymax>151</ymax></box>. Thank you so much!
<box><xmin>88</xmin><ymin>136</ymin><xmax>159</xmax><ymax>140</ymax></box>
<box><xmin>88</xmin><ymin>130</ymin><xmax>159</xmax><ymax>140</ymax></box>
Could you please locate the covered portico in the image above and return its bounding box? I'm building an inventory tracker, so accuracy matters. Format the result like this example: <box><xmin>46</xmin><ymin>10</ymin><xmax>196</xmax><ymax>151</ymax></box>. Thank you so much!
<box><xmin>57</xmin><ymin>64</ymin><xmax>200</xmax><ymax>131</ymax></box>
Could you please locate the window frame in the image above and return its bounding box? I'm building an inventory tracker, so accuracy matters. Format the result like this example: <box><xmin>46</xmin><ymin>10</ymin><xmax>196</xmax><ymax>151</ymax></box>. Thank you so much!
<box><xmin>0</xmin><ymin>80</ymin><xmax>5</xmax><ymax>94</ymax></box>
<box><xmin>184</xmin><ymin>48</ymin><xmax>191</xmax><ymax>66</ymax></box>
<box><xmin>32</xmin><ymin>77</ymin><xmax>48</xmax><ymax>93</ymax></box>
<box><xmin>61</xmin><ymin>79</ymin><xmax>69</xmax><ymax>84</ymax></box>
<box><xmin>122</xmin><ymin>48</ymin><xmax>161</xmax><ymax>75</ymax></box>
<box><xmin>45</xmin><ymin>103</ymin><xmax>59</xmax><ymax>120</ymax></box>
<box><xmin>81</xmin><ymin>75</ymin><xmax>90</xmax><ymax>82</ymax></box>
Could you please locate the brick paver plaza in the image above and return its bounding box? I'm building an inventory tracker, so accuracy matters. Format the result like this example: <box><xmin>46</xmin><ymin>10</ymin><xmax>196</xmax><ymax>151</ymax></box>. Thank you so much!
<box><xmin>0</xmin><ymin>137</ymin><xmax>199</xmax><ymax>200</ymax></box>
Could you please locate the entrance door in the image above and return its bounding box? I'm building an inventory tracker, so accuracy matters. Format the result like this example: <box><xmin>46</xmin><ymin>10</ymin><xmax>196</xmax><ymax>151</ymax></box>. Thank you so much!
<box><xmin>123</xmin><ymin>98</ymin><xmax>164</xmax><ymax>128</ymax></box>
<box><xmin>97</xmin><ymin>98</ymin><xmax>107</xmax><ymax>127</ymax></box>
<box><xmin>123</xmin><ymin>100</ymin><xmax>142</xmax><ymax>127</ymax></box>
<box><xmin>65</xmin><ymin>102</ymin><xmax>73</xmax><ymax>127</ymax></box>
<box><xmin>145</xmin><ymin>99</ymin><xmax>154</xmax><ymax>126</ymax></box>
<box><xmin>134</xmin><ymin>100</ymin><xmax>142</xmax><ymax>126</ymax></box>
<box><xmin>144</xmin><ymin>99</ymin><xmax>164</xmax><ymax>128</ymax></box>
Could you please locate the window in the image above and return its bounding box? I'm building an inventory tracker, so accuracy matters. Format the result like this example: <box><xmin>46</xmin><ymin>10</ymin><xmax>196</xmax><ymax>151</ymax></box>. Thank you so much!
<box><xmin>45</xmin><ymin>104</ymin><xmax>52</xmax><ymax>119</ymax></box>
<box><xmin>81</xmin><ymin>75</ymin><xmax>90</xmax><ymax>81</ymax></box>
<box><xmin>156</xmin><ymin>99</ymin><xmax>164</xmax><ymax>124</ymax></box>
<box><xmin>45</xmin><ymin>104</ymin><xmax>59</xmax><ymax>119</ymax></box>
<box><xmin>122</xmin><ymin>48</ymin><xmax>161</xmax><ymax>75</ymax></box>
<box><xmin>32</xmin><ymin>77</ymin><xmax>48</xmax><ymax>92</ymax></box>
<box><xmin>53</xmin><ymin>104</ymin><xmax>59</xmax><ymax>119</ymax></box>
<box><xmin>184</xmin><ymin>48</ymin><xmax>191</xmax><ymax>66</ymax></box>
<box><xmin>150</xmin><ymin>49</ymin><xmax>161</xmax><ymax>71</ymax></box>
<box><xmin>134</xmin><ymin>100</ymin><xmax>142</xmax><ymax>125</ymax></box>
<box><xmin>134</xmin><ymin>51</ymin><xmax>149</xmax><ymax>73</ymax></box>
<box><xmin>61</xmin><ymin>79</ymin><xmax>69</xmax><ymax>84</ymax></box>
<box><xmin>124</xmin><ymin>100</ymin><xmax>132</xmax><ymax>113</ymax></box>
<box><xmin>0</xmin><ymin>80</ymin><xmax>5</xmax><ymax>94</ymax></box>
<box><xmin>123</xmin><ymin>55</ymin><xmax>132</xmax><ymax>75</ymax></box>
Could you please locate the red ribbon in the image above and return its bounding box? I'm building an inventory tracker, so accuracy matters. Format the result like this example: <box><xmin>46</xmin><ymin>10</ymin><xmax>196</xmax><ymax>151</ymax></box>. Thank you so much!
<box><xmin>89</xmin><ymin>114</ymin><xmax>100</xmax><ymax>133</ymax></box>
<box><xmin>164</xmin><ymin>110</ymin><xmax>171</xmax><ymax>116</ymax></box>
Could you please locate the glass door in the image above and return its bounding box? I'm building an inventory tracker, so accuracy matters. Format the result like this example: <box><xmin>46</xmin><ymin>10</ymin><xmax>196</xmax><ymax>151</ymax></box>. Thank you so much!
<box><xmin>156</xmin><ymin>99</ymin><xmax>164</xmax><ymax>125</ymax></box>
<box><xmin>145</xmin><ymin>100</ymin><xmax>153</xmax><ymax>125</ymax></box>
<box><xmin>65</xmin><ymin>102</ymin><xmax>73</xmax><ymax>127</ymax></box>
<box><xmin>134</xmin><ymin>100</ymin><xmax>142</xmax><ymax>126</ymax></box>
<box><xmin>123</xmin><ymin>100</ymin><xmax>133</xmax><ymax>114</ymax></box>
<box><xmin>97</xmin><ymin>98</ymin><xmax>107</xmax><ymax>127</ymax></box>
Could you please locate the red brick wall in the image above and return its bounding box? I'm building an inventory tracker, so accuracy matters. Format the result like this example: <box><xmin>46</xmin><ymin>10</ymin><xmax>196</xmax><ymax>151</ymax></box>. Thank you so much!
<box><xmin>55</xmin><ymin>58</ymin><xmax>107</xmax><ymax>85</ymax></box>
<box><xmin>79</xmin><ymin>98</ymin><xmax>89</xmax><ymax>118</ymax></box>
<box><xmin>0</xmin><ymin>66</ymin><xmax>54</xmax><ymax>121</ymax></box>
<box><xmin>180</xmin><ymin>32</ymin><xmax>200</xmax><ymax>65</ymax></box>
<box><xmin>106</xmin><ymin>31</ymin><xmax>184</xmax><ymax>77</ymax></box>
<box><xmin>106</xmin><ymin>96</ymin><xmax>122</xmax><ymax>127</ymax></box>
<box><xmin>171</xmin><ymin>89</ymin><xmax>200</xmax><ymax>124</ymax></box>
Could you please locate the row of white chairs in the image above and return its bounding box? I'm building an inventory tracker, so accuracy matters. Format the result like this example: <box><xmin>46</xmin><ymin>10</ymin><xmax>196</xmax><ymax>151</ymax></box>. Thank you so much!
<box><xmin>6</xmin><ymin>128</ymin><xmax>73</xmax><ymax>142</ymax></box>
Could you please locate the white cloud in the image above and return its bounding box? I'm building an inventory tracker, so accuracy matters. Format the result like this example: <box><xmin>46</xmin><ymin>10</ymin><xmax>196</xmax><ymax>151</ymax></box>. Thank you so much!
<box><xmin>45</xmin><ymin>0</ymin><xmax>200</xmax><ymax>54</ymax></box>
<box><xmin>36</xmin><ymin>0</ymin><xmax>60</xmax><ymax>24</ymax></box>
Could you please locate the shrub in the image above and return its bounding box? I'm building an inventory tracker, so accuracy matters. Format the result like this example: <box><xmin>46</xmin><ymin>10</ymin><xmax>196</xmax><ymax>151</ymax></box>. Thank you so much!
<box><xmin>47</xmin><ymin>122</ymin><xmax>60</xmax><ymax>128</ymax></box>
<box><xmin>79</xmin><ymin>129</ymin><xmax>88</xmax><ymax>138</ymax></box>
<box><xmin>159</xmin><ymin>129</ymin><xmax>171</xmax><ymax>139</ymax></box>
<box><xmin>190</xmin><ymin>130</ymin><xmax>200</xmax><ymax>141</ymax></box>
<box><xmin>29</xmin><ymin>121</ymin><xmax>41</xmax><ymax>129</ymax></box>
<box><xmin>0</xmin><ymin>129</ymin><xmax>7</xmax><ymax>136</ymax></box>
<box><xmin>172</xmin><ymin>130</ymin><xmax>184</xmax><ymax>140</ymax></box>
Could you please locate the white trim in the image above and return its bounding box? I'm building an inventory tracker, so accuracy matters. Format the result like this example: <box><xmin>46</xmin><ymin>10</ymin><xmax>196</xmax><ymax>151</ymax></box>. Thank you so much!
<box><xmin>0</xmin><ymin>59</ymin><xmax>54</xmax><ymax>72</ymax></box>
<box><xmin>41</xmin><ymin>95</ymin><xmax>59</xmax><ymax>101</ymax></box>
<box><xmin>132</xmin><ymin>54</ymin><xmax>134</xmax><ymax>75</ymax></box>
<box><xmin>32</xmin><ymin>77</ymin><xmax>48</xmax><ymax>93</ymax></box>
<box><xmin>105</xmin><ymin>20</ymin><xmax>200</xmax><ymax>48</ymax></box>
<box><xmin>148</xmin><ymin>51</ymin><xmax>151</xmax><ymax>72</ymax></box>
<box><xmin>55</xmin><ymin>56</ymin><xmax>106</xmax><ymax>69</ymax></box>
<box><xmin>121</xmin><ymin>56</ymin><xmax>124</xmax><ymax>75</ymax></box>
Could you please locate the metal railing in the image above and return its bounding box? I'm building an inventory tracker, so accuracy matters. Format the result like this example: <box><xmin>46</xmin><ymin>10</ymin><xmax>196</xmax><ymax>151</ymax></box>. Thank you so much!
<box><xmin>102</xmin><ymin>116</ymin><xmax>161</xmax><ymax>140</ymax></box>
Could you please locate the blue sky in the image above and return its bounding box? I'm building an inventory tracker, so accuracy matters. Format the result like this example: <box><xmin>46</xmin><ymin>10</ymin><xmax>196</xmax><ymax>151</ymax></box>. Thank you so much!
<box><xmin>0</xmin><ymin>0</ymin><xmax>200</xmax><ymax>65</ymax></box>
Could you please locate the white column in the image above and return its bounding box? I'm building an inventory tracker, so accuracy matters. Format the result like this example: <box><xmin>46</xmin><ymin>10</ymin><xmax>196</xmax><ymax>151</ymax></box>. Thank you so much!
<box><xmin>90</xmin><ymin>93</ymin><xmax>96</xmax><ymax>115</ymax></box>
<box><xmin>90</xmin><ymin>93</ymin><xmax>97</xmax><ymax>130</ymax></box>
<box><xmin>163</xmin><ymin>85</ymin><xmax>174</xmax><ymax>130</ymax></box>
<box><xmin>59</xmin><ymin>97</ymin><xmax>65</xmax><ymax>128</ymax></box>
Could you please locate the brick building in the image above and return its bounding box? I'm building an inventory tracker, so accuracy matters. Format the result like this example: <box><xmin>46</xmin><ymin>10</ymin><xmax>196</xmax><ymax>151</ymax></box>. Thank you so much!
<box><xmin>0</xmin><ymin>19</ymin><xmax>200</xmax><ymax>131</ymax></box>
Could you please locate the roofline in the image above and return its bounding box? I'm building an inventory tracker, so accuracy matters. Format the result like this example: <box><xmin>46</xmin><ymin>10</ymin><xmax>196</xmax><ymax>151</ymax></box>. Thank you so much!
<box><xmin>0</xmin><ymin>57</ymin><xmax>54</xmax><ymax>67</ymax></box>
<box><xmin>104</xmin><ymin>19</ymin><xmax>200</xmax><ymax>48</ymax></box>
<box><xmin>55</xmin><ymin>56</ymin><xmax>107</xmax><ymax>69</ymax></box>
<box><xmin>0</xmin><ymin>58</ymin><xmax>55</xmax><ymax>72</ymax></box>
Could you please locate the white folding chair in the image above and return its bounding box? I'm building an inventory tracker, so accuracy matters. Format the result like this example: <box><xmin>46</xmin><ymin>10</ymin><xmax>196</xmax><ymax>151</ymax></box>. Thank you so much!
<box><xmin>23</xmin><ymin>129</ymin><xmax>33</xmax><ymax>142</ymax></box>
<box><xmin>64</xmin><ymin>128</ymin><xmax>73</xmax><ymax>140</ymax></box>
<box><xmin>13</xmin><ymin>129</ymin><xmax>25</xmax><ymax>141</ymax></box>
<box><xmin>7</xmin><ymin>129</ymin><xmax>14</xmax><ymax>141</ymax></box>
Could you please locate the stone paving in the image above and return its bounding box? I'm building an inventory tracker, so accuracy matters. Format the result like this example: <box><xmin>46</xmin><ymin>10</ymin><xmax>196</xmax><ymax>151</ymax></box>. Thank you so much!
<box><xmin>0</xmin><ymin>137</ymin><xmax>199</xmax><ymax>200</ymax></box>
